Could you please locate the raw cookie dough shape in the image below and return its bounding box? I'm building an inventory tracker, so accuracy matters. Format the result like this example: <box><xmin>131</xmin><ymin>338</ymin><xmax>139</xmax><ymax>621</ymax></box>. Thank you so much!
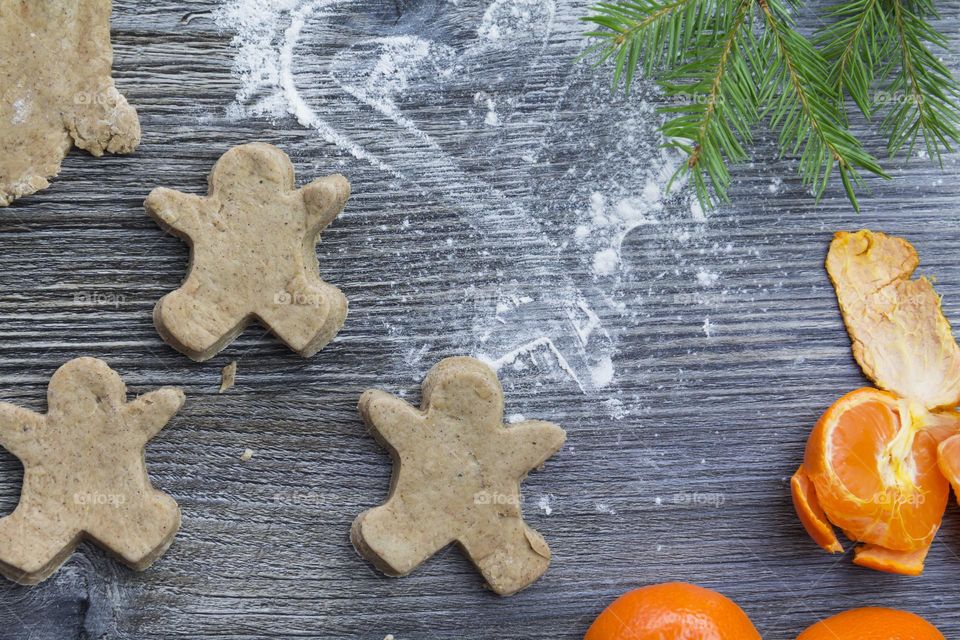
<box><xmin>351</xmin><ymin>356</ymin><xmax>566</xmax><ymax>596</ymax></box>
<box><xmin>145</xmin><ymin>143</ymin><xmax>350</xmax><ymax>362</ymax></box>
<box><xmin>0</xmin><ymin>0</ymin><xmax>140</xmax><ymax>206</ymax></box>
<box><xmin>0</xmin><ymin>357</ymin><xmax>183</xmax><ymax>585</ymax></box>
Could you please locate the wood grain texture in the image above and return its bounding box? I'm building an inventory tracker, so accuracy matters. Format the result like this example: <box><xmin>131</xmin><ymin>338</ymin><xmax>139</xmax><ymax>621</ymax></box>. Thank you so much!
<box><xmin>0</xmin><ymin>0</ymin><xmax>959</xmax><ymax>638</ymax></box>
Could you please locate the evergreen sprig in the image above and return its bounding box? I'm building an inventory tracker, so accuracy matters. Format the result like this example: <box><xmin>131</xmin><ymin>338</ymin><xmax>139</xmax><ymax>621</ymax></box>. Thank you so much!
<box><xmin>819</xmin><ymin>0</ymin><xmax>960</xmax><ymax>164</ymax></box>
<box><xmin>583</xmin><ymin>0</ymin><xmax>959</xmax><ymax>211</ymax></box>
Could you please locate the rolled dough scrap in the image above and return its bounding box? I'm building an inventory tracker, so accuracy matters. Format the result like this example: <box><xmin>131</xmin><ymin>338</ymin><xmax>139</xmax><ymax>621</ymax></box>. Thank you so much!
<box><xmin>351</xmin><ymin>356</ymin><xmax>566</xmax><ymax>596</ymax></box>
<box><xmin>0</xmin><ymin>0</ymin><xmax>140</xmax><ymax>206</ymax></box>
<box><xmin>146</xmin><ymin>143</ymin><xmax>349</xmax><ymax>361</ymax></box>
<box><xmin>220</xmin><ymin>360</ymin><xmax>237</xmax><ymax>393</ymax></box>
<box><xmin>0</xmin><ymin>357</ymin><xmax>183</xmax><ymax>585</ymax></box>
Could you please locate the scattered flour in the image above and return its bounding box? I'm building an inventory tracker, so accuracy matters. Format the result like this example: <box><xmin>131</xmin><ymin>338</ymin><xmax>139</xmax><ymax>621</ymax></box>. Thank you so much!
<box><xmin>592</xmin><ymin>248</ymin><xmax>619</xmax><ymax>276</ymax></box>
<box><xmin>11</xmin><ymin>98</ymin><xmax>29</xmax><ymax>125</ymax></box>
<box><xmin>479</xmin><ymin>337</ymin><xmax>585</xmax><ymax>393</ymax></box>
<box><xmin>332</xmin><ymin>36</ymin><xmax>456</xmax><ymax>137</ymax></box>
<box><xmin>577</xmin><ymin>182</ymin><xmax>664</xmax><ymax>278</ymax></box>
<box><xmin>696</xmin><ymin>268</ymin><xmax>720</xmax><ymax>287</ymax></box>
<box><xmin>474</xmin><ymin>91</ymin><xmax>499</xmax><ymax>126</ymax></box>
<box><xmin>595</xmin><ymin>502</ymin><xmax>616</xmax><ymax>515</ymax></box>
<box><xmin>477</xmin><ymin>0</ymin><xmax>556</xmax><ymax>45</ymax></box>
<box><xmin>484</xmin><ymin>98</ymin><xmax>499</xmax><ymax>126</ymax></box>
<box><xmin>690</xmin><ymin>198</ymin><xmax>706</xmax><ymax>222</ymax></box>
<box><xmin>215</xmin><ymin>0</ymin><xmax>730</xmax><ymax>410</ymax></box>
<box><xmin>536</xmin><ymin>494</ymin><xmax>554</xmax><ymax>516</ymax></box>
<box><xmin>590</xmin><ymin>356</ymin><xmax>614</xmax><ymax>389</ymax></box>
<box><xmin>216</xmin><ymin>0</ymin><xmax>393</xmax><ymax>171</ymax></box>
<box><xmin>703</xmin><ymin>317</ymin><xmax>714</xmax><ymax>338</ymax></box>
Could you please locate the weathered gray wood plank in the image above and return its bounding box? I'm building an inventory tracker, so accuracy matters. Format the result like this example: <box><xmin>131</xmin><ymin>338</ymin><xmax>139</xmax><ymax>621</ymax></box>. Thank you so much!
<box><xmin>0</xmin><ymin>0</ymin><xmax>960</xmax><ymax>638</ymax></box>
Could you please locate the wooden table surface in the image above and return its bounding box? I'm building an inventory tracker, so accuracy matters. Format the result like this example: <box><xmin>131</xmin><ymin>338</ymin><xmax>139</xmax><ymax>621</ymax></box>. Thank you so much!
<box><xmin>1</xmin><ymin>0</ymin><xmax>960</xmax><ymax>638</ymax></box>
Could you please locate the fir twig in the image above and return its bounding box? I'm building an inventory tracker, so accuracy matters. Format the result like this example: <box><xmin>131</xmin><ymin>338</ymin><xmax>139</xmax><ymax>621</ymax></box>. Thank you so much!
<box><xmin>758</xmin><ymin>0</ymin><xmax>887</xmax><ymax>209</ymax></box>
<box><xmin>659</xmin><ymin>0</ymin><xmax>756</xmax><ymax>205</ymax></box>
<box><xmin>581</xmin><ymin>0</ymin><xmax>911</xmax><ymax>211</ymax></box>
<box><xmin>817</xmin><ymin>0</ymin><xmax>890</xmax><ymax>118</ymax></box>
<box><xmin>819</xmin><ymin>0</ymin><xmax>960</xmax><ymax>165</ymax></box>
<box><xmin>581</xmin><ymin>0</ymin><xmax>717</xmax><ymax>93</ymax></box>
<box><xmin>884</xmin><ymin>0</ymin><xmax>960</xmax><ymax>162</ymax></box>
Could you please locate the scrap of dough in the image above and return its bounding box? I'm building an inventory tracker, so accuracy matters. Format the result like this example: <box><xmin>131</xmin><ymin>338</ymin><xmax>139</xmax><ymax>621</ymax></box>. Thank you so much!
<box><xmin>826</xmin><ymin>230</ymin><xmax>960</xmax><ymax>410</ymax></box>
<box><xmin>145</xmin><ymin>143</ymin><xmax>350</xmax><ymax>362</ymax></box>
<box><xmin>0</xmin><ymin>0</ymin><xmax>140</xmax><ymax>206</ymax></box>
<box><xmin>0</xmin><ymin>357</ymin><xmax>183</xmax><ymax>585</ymax></box>
<box><xmin>351</xmin><ymin>356</ymin><xmax>566</xmax><ymax>596</ymax></box>
<box><xmin>220</xmin><ymin>361</ymin><xmax>237</xmax><ymax>393</ymax></box>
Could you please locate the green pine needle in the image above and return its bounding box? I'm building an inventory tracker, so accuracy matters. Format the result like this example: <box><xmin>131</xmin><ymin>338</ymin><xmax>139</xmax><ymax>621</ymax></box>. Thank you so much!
<box><xmin>579</xmin><ymin>0</ymin><xmax>960</xmax><ymax>211</ymax></box>
<box><xmin>759</xmin><ymin>0</ymin><xmax>887</xmax><ymax>210</ymax></box>
<box><xmin>819</xmin><ymin>0</ymin><xmax>960</xmax><ymax>165</ymax></box>
<box><xmin>581</xmin><ymin>0</ymin><xmax>718</xmax><ymax>93</ymax></box>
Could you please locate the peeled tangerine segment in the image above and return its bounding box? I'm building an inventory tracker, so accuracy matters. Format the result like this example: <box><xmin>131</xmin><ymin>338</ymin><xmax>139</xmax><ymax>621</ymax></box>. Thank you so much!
<box><xmin>853</xmin><ymin>543</ymin><xmax>929</xmax><ymax>576</ymax></box>
<box><xmin>791</xmin><ymin>466</ymin><xmax>842</xmax><ymax>553</ymax></box>
<box><xmin>800</xmin><ymin>388</ymin><xmax>960</xmax><ymax>570</ymax></box>
<box><xmin>937</xmin><ymin>434</ymin><xmax>960</xmax><ymax>501</ymax></box>
<box><xmin>826</xmin><ymin>230</ymin><xmax>960</xmax><ymax>410</ymax></box>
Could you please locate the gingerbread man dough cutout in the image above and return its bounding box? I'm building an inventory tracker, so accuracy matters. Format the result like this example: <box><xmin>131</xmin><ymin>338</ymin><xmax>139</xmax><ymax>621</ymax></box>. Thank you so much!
<box><xmin>145</xmin><ymin>143</ymin><xmax>350</xmax><ymax>361</ymax></box>
<box><xmin>0</xmin><ymin>357</ymin><xmax>183</xmax><ymax>585</ymax></box>
<box><xmin>0</xmin><ymin>0</ymin><xmax>140</xmax><ymax>206</ymax></box>
<box><xmin>351</xmin><ymin>356</ymin><xmax>566</xmax><ymax>595</ymax></box>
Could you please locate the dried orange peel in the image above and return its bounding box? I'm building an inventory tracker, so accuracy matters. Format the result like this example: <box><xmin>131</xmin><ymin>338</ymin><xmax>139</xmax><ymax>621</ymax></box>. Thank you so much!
<box><xmin>792</xmin><ymin>230</ymin><xmax>960</xmax><ymax>575</ymax></box>
<box><xmin>826</xmin><ymin>230</ymin><xmax>960</xmax><ymax>410</ymax></box>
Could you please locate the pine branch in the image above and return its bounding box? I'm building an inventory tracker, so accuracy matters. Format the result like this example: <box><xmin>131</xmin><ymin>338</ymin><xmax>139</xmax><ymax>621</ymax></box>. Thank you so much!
<box><xmin>758</xmin><ymin>0</ymin><xmax>887</xmax><ymax>210</ymax></box>
<box><xmin>659</xmin><ymin>0</ymin><xmax>756</xmax><ymax>205</ymax></box>
<box><xmin>581</xmin><ymin>0</ymin><xmax>890</xmax><ymax>211</ymax></box>
<box><xmin>581</xmin><ymin>0</ymin><xmax>719</xmax><ymax>92</ymax></box>
<box><xmin>819</xmin><ymin>0</ymin><xmax>960</xmax><ymax>164</ymax></box>
<box><xmin>817</xmin><ymin>0</ymin><xmax>890</xmax><ymax>118</ymax></box>
<box><xmin>883</xmin><ymin>0</ymin><xmax>960</xmax><ymax>163</ymax></box>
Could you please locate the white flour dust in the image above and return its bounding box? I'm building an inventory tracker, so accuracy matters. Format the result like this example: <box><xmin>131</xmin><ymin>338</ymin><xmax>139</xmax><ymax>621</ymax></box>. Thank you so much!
<box><xmin>536</xmin><ymin>494</ymin><xmax>555</xmax><ymax>516</ymax></box>
<box><xmin>215</xmin><ymin>0</ymin><xmax>729</xmax><ymax>410</ymax></box>
<box><xmin>332</xmin><ymin>37</ymin><xmax>457</xmax><ymax>140</ymax></box>
<box><xmin>577</xmin><ymin>188</ymin><xmax>663</xmax><ymax>278</ymax></box>
<box><xmin>11</xmin><ymin>98</ymin><xmax>30</xmax><ymax>125</ymax></box>
<box><xmin>477</xmin><ymin>0</ymin><xmax>555</xmax><ymax>45</ymax></box>
<box><xmin>474</xmin><ymin>92</ymin><xmax>500</xmax><ymax>126</ymax></box>
<box><xmin>479</xmin><ymin>337</ymin><xmax>585</xmax><ymax>393</ymax></box>
<box><xmin>216</xmin><ymin>0</ymin><xmax>392</xmax><ymax>170</ymax></box>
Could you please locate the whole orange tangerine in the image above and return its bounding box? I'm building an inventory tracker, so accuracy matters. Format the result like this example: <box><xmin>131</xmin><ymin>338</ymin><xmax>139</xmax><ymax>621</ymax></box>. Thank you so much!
<box><xmin>584</xmin><ymin>582</ymin><xmax>761</xmax><ymax>640</ymax></box>
<box><xmin>797</xmin><ymin>607</ymin><xmax>944</xmax><ymax>639</ymax></box>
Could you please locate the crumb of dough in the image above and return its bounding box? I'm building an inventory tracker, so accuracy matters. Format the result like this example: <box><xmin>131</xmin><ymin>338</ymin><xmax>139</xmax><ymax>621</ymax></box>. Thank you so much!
<box><xmin>240</xmin><ymin>448</ymin><xmax>254</xmax><ymax>462</ymax></box>
<box><xmin>219</xmin><ymin>361</ymin><xmax>237</xmax><ymax>393</ymax></box>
